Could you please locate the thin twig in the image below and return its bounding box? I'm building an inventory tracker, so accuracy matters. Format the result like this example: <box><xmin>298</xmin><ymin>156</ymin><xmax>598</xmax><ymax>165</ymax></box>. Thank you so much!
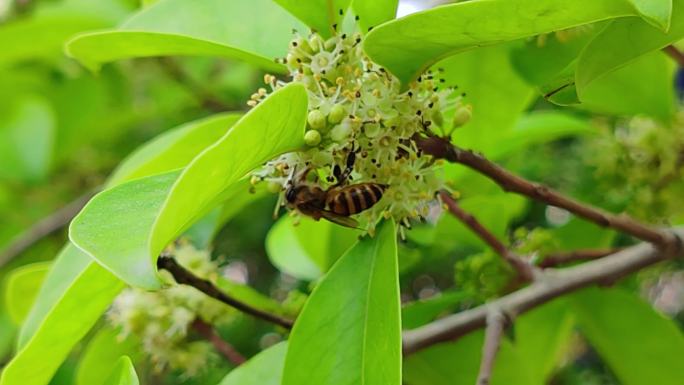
<box><xmin>192</xmin><ymin>319</ymin><xmax>246</xmax><ymax>365</ymax></box>
<box><xmin>538</xmin><ymin>248</ymin><xmax>624</xmax><ymax>268</ymax></box>
<box><xmin>402</xmin><ymin>228</ymin><xmax>683</xmax><ymax>355</ymax></box>
<box><xmin>664</xmin><ymin>45</ymin><xmax>684</xmax><ymax>67</ymax></box>
<box><xmin>157</xmin><ymin>256</ymin><xmax>295</xmax><ymax>329</ymax></box>
<box><xmin>476</xmin><ymin>309</ymin><xmax>507</xmax><ymax>385</ymax></box>
<box><xmin>157</xmin><ymin>57</ymin><xmax>237</xmax><ymax>112</ymax></box>
<box><xmin>439</xmin><ymin>191</ymin><xmax>537</xmax><ymax>281</ymax></box>
<box><xmin>0</xmin><ymin>190</ymin><xmax>97</xmax><ymax>268</ymax></box>
<box><xmin>417</xmin><ymin>136</ymin><xmax>676</xmax><ymax>248</ymax></box>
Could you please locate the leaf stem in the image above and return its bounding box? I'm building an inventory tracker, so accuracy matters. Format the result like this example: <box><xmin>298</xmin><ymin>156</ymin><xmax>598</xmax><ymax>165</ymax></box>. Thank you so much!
<box><xmin>191</xmin><ymin>318</ymin><xmax>246</xmax><ymax>366</ymax></box>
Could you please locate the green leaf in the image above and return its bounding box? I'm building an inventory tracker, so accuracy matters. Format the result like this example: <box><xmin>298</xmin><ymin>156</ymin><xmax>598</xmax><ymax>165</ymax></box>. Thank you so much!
<box><xmin>403</xmin><ymin>331</ymin><xmax>532</xmax><ymax>385</ymax></box>
<box><xmin>266</xmin><ymin>215</ymin><xmax>360</xmax><ymax>280</ymax></box>
<box><xmin>0</xmin><ymin>309</ymin><xmax>16</xmax><ymax>361</ymax></box>
<box><xmin>579</xmin><ymin>50</ymin><xmax>676</xmax><ymax>120</ymax></box>
<box><xmin>0</xmin><ymin>2</ymin><xmax>124</xmax><ymax>65</ymax></box>
<box><xmin>626</xmin><ymin>0</ymin><xmax>673</xmax><ymax>31</ymax></box>
<box><xmin>576</xmin><ymin>0</ymin><xmax>684</xmax><ymax>97</ymax></box>
<box><xmin>66</xmin><ymin>0</ymin><xmax>305</xmax><ymax>72</ymax></box>
<box><xmin>0</xmin><ymin>245</ymin><xmax>125</xmax><ymax>385</ymax></box>
<box><xmin>364</xmin><ymin>0</ymin><xmax>648</xmax><ymax>83</ymax></box>
<box><xmin>216</xmin><ymin>276</ymin><xmax>296</xmax><ymax>319</ymax></box>
<box><xmin>4</xmin><ymin>262</ymin><xmax>51</xmax><ymax>324</ymax></box>
<box><xmin>437</xmin><ymin>44</ymin><xmax>533</xmax><ymax>151</ymax></box>
<box><xmin>103</xmin><ymin>356</ymin><xmax>139</xmax><ymax>385</ymax></box>
<box><xmin>76</xmin><ymin>327</ymin><xmax>140</xmax><ymax>385</ymax></box>
<box><xmin>272</xmin><ymin>0</ymin><xmax>351</xmax><ymax>38</ymax></box>
<box><xmin>570</xmin><ymin>288</ymin><xmax>684</xmax><ymax>385</ymax></box>
<box><xmin>0</xmin><ymin>96</ymin><xmax>55</xmax><ymax>182</ymax></box>
<box><xmin>218</xmin><ymin>342</ymin><xmax>288</xmax><ymax>385</ymax></box>
<box><xmin>108</xmin><ymin>113</ymin><xmax>241</xmax><ymax>186</ymax></box>
<box><xmin>401</xmin><ymin>291</ymin><xmax>468</xmax><ymax>329</ymax></box>
<box><xmin>488</xmin><ymin>111</ymin><xmax>595</xmax><ymax>160</ymax></box>
<box><xmin>282</xmin><ymin>220</ymin><xmax>400</xmax><ymax>385</ymax></box>
<box><xmin>352</xmin><ymin>0</ymin><xmax>398</xmax><ymax>32</ymax></box>
<box><xmin>71</xmin><ymin>83</ymin><xmax>308</xmax><ymax>289</ymax></box>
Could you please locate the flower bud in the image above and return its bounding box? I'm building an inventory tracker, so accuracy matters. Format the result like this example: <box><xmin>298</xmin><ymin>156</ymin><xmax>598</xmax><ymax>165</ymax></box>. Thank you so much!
<box><xmin>330</xmin><ymin>122</ymin><xmax>352</xmax><ymax>142</ymax></box>
<box><xmin>266</xmin><ymin>181</ymin><xmax>282</xmax><ymax>194</ymax></box>
<box><xmin>452</xmin><ymin>104</ymin><xmax>472</xmax><ymax>128</ymax></box>
<box><xmin>304</xmin><ymin>129</ymin><xmax>322</xmax><ymax>146</ymax></box>
<box><xmin>307</xmin><ymin>109</ymin><xmax>326</xmax><ymax>129</ymax></box>
<box><xmin>328</xmin><ymin>104</ymin><xmax>346</xmax><ymax>124</ymax></box>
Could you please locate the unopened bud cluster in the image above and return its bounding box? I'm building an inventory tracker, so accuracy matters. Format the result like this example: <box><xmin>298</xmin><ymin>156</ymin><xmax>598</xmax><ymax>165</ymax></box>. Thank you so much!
<box><xmin>250</xmin><ymin>29</ymin><xmax>471</xmax><ymax>233</ymax></box>
<box><xmin>108</xmin><ymin>242</ymin><xmax>233</xmax><ymax>376</ymax></box>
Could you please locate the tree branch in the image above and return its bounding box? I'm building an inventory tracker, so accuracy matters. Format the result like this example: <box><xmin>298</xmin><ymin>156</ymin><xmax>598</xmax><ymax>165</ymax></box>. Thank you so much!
<box><xmin>476</xmin><ymin>309</ymin><xmax>507</xmax><ymax>385</ymax></box>
<box><xmin>439</xmin><ymin>191</ymin><xmax>537</xmax><ymax>281</ymax></box>
<box><xmin>157</xmin><ymin>256</ymin><xmax>294</xmax><ymax>329</ymax></box>
<box><xmin>402</xmin><ymin>228</ymin><xmax>683</xmax><ymax>355</ymax></box>
<box><xmin>538</xmin><ymin>248</ymin><xmax>624</xmax><ymax>268</ymax></box>
<box><xmin>0</xmin><ymin>190</ymin><xmax>97</xmax><ymax>268</ymax></box>
<box><xmin>664</xmin><ymin>45</ymin><xmax>684</xmax><ymax>67</ymax></box>
<box><xmin>192</xmin><ymin>318</ymin><xmax>246</xmax><ymax>366</ymax></box>
<box><xmin>417</xmin><ymin>136</ymin><xmax>676</xmax><ymax>248</ymax></box>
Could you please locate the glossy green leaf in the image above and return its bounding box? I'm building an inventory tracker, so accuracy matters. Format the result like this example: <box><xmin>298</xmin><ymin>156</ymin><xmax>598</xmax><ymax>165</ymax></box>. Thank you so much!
<box><xmin>0</xmin><ymin>245</ymin><xmax>125</xmax><ymax>385</ymax></box>
<box><xmin>108</xmin><ymin>113</ymin><xmax>241</xmax><ymax>186</ymax></box>
<box><xmin>403</xmin><ymin>331</ymin><xmax>531</xmax><ymax>385</ymax></box>
<box><xmin>219</xmin><ymin>342</ymin><xmax>288</xmax><ymax>385</ymax></box>
<box><xmin>282</xmin><ymin>220</ymin><xmax>400</xmax><ymax>385</ymax></box>
<box><xmin>4</xmin><ymin>262</ymin><xmax>51</xmax><ymax>324</ymax></box>
<box><xmin>67</xmin><ymin>0</ymin><xmax>304</xmax><ymax>72</ymax></box>
<box><xmin>266</xmin><ymin>215</ymin><xmax>360</xmax><ymax>280</ymax></box>
<box><xmin>76</xmin><ymin>327</ymin><xmax>140</xmax><ymax>385</ymax></box>
<box><xmin>571</xmin><ymin>288</ymin><xmax>684</xmax><ymax>385</ymax></box>
<box><xmin>71</xmin><ymin>83</ymin><xmax>308</xmax><ymax>289</ymax></box>
<box><xmin>0</xmin><ymin>308</ymin><xmax>16</xmax><ymax>360</ymax></box>
<box><xmin>576</xmin><ymin>0</ymin><xmax>684</xmax><ymax>97</ymax></box>
<box><xmin>273</xmin><ymin>0</ymin><xmax>351</xmax><ymax>38</ymax></box>
<box><xmin>352</xmin><ymin>0</ymin><xmax>398</xmax><ymax>32</ymax></box>
<box><xmin>103</xmin><ymin>356</ymin><xmax>139</xmax><ymax>385</ymax></box>
<box><xmin>627</xmin><ymin>0</ymin><xmax>673</xmax><ymax>31</ymax></box>
<box><xmin>0</xmin><ymin>96</ymin><xmax>55</xmax><ymax>182</ymax></box>
<box><xmin>579</xmin><ymin>50</ymin><xmax>676</xmax><ymax>120</ymax></box>
<box><xmin>364</xmin><ymin>0</ymin><xmax>649</xmax><ymax>84</ymax></box>
<box><xmin>437</xmin><ymin>44</ymin><xmax>533</xmax><ymax>151</ymax></box>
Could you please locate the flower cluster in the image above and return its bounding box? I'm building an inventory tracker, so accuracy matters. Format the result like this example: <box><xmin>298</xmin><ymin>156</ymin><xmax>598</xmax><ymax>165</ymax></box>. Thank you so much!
<box><xmin>250</xmin><ymin>29</ymin><xmax>471</xmax><ymax>235</ymax></box>
<box><xmin>108</xmin><ymin>241</ymin><xmax>233</xmax><ymax>377</ymax></box>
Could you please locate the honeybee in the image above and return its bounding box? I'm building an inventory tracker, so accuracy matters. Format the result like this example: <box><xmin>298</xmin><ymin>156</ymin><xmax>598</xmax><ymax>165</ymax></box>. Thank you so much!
<box><xmin>284</xmin><ymin>149</ymin><xmax>387</xmax><ymax>228</ymax></box>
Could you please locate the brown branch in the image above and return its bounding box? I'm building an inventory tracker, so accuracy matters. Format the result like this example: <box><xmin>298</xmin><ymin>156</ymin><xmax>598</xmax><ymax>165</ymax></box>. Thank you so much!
<box><xmin>538</xmin><ymin>247</ymin><xmax>624</xmax><ymax>268</ymax></box>
<box><xmin>157</xmin><ymin>256</ymin><xmax>294</xmax><ymax>329</ymax></box>
<box><xmin>192</xmin><ymin>318</ymin><xmax>246</xmax><ymax>365</ymax></box>
<box><xmin>439</xmin><ymin>191</ymin><xmax>537</xmax><ymax>281</ymax></box>
<box><xmin>0</xmin><ymin>190</ymin><xmax>97</xmax><ymax>268</ymax></box>
<box><xmin>157</xmin><ymin>57</ymin><xmax>237</xmax><ymax>112</ymax></box>
<box><xmin>402</xmin><ymin>228</ymin><xmax>683</xmax><ymax>355</ymax></box>
<box><xmin>476</xmin><ymin>309</ymin><xmax>507</xmax><ymax>385</ymax></box>
<box><xmin>664</xmin><ymin>45</ymin><xmax>684</xmax><ymax>67</ymax></box>
<box><xmin>417</xmin><ymin>136</ymin><xmax>676</xmax><ymax>248</ymax></box>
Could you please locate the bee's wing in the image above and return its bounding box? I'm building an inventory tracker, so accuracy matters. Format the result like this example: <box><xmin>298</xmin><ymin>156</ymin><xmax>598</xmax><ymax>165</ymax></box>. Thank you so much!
<box><xmin>320</xmin><ymin>210</ymin><xmax>360</xmax><ymax>229</ymax></box>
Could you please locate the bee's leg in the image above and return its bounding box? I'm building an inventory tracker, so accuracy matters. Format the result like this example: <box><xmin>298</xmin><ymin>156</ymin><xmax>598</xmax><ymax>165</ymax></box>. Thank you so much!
<box><xmin>335</xmin><ymin>146</ymin><xmax>357</xmax><ymax>186</ymax></box>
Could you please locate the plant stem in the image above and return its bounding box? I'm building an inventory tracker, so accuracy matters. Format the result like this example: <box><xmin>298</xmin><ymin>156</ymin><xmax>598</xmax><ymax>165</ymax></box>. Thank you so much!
<box><xmin>157</xmin><ymin>256</ymin><xmax>295</xmax><ymax>329</ymax></box>
<box><xmin>664</xmin><ymin>45</ymin><xmax>684</xmax><ymax>67</ymax></box>
<box><xmin>476</xmin><ymin>309</ymin><xmax>507</xmax><ymax>385</ymax></box>
<box><xmin>192</xmin><ymin>319</ymin><xmax>246</xmax><ymax>365</ymax></box>
<box><xmin>538</xmin><ymin>248</ymin><xmax>624</xmax><ymax>268</ymax></box>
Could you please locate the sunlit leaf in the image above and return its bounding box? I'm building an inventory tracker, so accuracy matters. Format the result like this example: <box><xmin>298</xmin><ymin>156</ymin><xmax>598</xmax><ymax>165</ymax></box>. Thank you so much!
<box><xmin>626</xmin><ymin>0</ymin><xmax>673</xmax><ymax>32</ymax></box>
<box><xmin>76</xmin><ymin>327</ymin><xmax>140</xmax><ymax>385</ymax></box>
<box><xmin>67</xmin><ymin>0</ymin><xmax>304</xmax><ymax>72</ymax></box>
<box><xmin>571</xmin><ymin>288</ymin><xmax>684</xmax><ymax>385</ymax></box>
<box><xmin>273</xmin><ymin>0</ymin><xmax>351</xmax><ymax>38</ymax></box>
<box><xmin>71</xmin><ymin>83</ymin><xmax>308</xmax><ymax>289</ymax></box>
<box><xmin>266</xmin><ymin>215</ymin><xmax>360</xmax><ymax>280</ymax></box>
<box><xmin>364</xmin><ymin>0</ymin><xmax>651</xmax><ymax>84</ymax></box>
<box><xmin>352</xmin><ymin>0</ymin><xmax>398</xmax><ymax>32</ymax></box>
<box><xmin>576</xmin><ymin>0</ymin><xmax>684</xmax><ymax>98</ymax></box>
<box><xmin>4</xmin><ymin>262</ymin><xmax>50</xmax><ymax>324</ymax></box>
<box><xmin>218</xmin><ymin>342</ymin><xmax>288</xmax><ymax>385</ymax></box>
<box><xmin>103</xmin><ymin>356</ymin><xmax>139</xmax><ymax>385</ymax></box>
<box><xmin>282</xmin><ymin>220</ymin><xmax>400</xmax><ymax>385</ymax></box>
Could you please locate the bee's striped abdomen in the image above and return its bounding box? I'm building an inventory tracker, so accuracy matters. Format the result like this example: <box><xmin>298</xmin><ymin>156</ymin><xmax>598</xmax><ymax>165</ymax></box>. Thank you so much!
<box><xmin>327</xmin><ymin>183</ymin><xmax>386</xmax><ymax>216</ymax></box>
